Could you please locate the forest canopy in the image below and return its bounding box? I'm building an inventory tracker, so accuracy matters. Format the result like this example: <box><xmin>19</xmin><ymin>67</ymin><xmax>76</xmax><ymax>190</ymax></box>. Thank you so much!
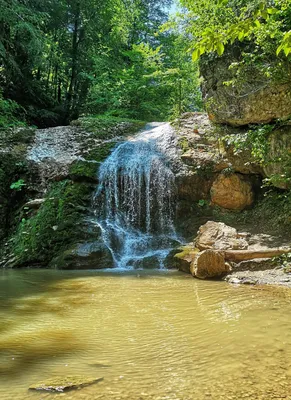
<box><xmin>0</xmin><ymin>0</ymin><xmax>202</xmax><ymax>127</ymax></box>
<box><xmin>2</xmin><ymin>0</ymin><xmax>291</xmax><ymax>128</ymax></box>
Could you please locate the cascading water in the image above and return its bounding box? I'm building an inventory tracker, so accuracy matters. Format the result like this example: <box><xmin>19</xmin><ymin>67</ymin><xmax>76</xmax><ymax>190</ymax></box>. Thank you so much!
<box><xmin>93</xmin><ymin>123</ymin><xmax>181</xmax><ymax>269</ymax></box>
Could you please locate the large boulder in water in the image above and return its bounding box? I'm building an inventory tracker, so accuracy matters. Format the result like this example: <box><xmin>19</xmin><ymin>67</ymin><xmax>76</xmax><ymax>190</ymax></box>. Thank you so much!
<box><xmin>210</xmin><ymin>173</ymin><xmax>254</xmax><ymax>210</ymax></box>
<box><xmin>190</xmin><ymin>249</ymin><xmax>230</xmax><ymax>279</ymax></box>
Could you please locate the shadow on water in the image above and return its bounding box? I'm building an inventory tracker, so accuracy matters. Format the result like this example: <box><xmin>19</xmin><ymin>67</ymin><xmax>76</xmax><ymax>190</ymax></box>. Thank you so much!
<box><xmin>0</xmin><ymin>268</ymin><xmax>190</xmax><ymax>378</ymax></box>
<box><xmin>0</xmin><ymin>269</ymin><xmax>103</xmax><ymax>378</ymax></box>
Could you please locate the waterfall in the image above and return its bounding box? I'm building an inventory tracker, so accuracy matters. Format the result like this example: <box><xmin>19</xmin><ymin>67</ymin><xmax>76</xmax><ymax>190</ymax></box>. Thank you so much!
<box><xmin>93</xmin><ymin>123</ymin><xmax>180</xmax><ymax>269</ymax></box>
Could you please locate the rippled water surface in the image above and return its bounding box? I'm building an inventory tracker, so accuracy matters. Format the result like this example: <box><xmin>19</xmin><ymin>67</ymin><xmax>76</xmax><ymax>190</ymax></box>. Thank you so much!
<box><xmin>1</xmin><ymin>269</ymin><xmax>291</xmax><ymax>400</ymax></box>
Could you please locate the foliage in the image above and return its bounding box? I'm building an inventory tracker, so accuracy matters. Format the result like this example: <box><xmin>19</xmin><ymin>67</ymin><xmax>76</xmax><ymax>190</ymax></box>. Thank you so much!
<box><xmin>1</xmin><ymin>0</ymin><xmax>201</xmax><ymax>124</ymax></box>
<box><xmin>215</xmin><ymin>188</ymin><xmax>291</xmax><ymax>236</ymax></box>
<box><xmin>179</xmin><ymin>0</ymin><xmax>291</xmax><ymax>62</ymax></box>
<box><xmin>0</xmin><ymin>93</ymin><xmax>25</xmax><ymax>128</ymax></box>
<box><xmin>75</xmin><ymin>115</ymin><xmax>145</xmax><ymax>139</ymax></box>
<box><xmin>274</xmin><ymin>252</ymin><xmax>291</xmax><ymax>272</ymax></box>
<box><xmin>10</xmin><ymin>179</ymin><xmax>26</xmax><ymax>191</ymax></box>
<box><xmin>223</xmin><ymin>124</ymin><xmax>274</xmax><ymax>165</ymax></box>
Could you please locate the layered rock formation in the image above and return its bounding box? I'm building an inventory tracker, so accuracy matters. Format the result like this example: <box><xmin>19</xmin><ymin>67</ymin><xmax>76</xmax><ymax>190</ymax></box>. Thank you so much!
<box><xmin>200</xmin><ymin>47</ymin><xmax>291</xmax><ymax>127</ymax></box>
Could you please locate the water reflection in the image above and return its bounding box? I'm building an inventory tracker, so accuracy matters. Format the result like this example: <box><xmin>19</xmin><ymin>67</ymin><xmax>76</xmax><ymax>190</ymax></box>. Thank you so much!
<box><xmin>0</xmin><ymin>269</ymin><xmax>291</xmax><ymax>400</ymax></box>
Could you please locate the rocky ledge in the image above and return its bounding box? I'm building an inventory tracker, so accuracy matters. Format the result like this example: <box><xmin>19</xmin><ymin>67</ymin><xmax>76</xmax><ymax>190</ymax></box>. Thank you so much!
<box><xmin>171</xmin><ymin>221</ymin><xmax>291</xmax><ymax>286</ymax></box>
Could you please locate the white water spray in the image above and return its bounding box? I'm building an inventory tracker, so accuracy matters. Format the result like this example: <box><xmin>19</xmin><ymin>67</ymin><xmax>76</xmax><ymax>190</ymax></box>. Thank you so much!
<box><xmin>93</xmin><ymin>123</ymin><xmax>180</xmax><ymax>269</ymax></box>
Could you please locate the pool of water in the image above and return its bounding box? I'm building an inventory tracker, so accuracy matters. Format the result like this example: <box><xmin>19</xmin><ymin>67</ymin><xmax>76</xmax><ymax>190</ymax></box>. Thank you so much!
<box><xmin>1</xmin><ymin>269</ymin><xmax>291</xmax><ymax>400</ymax></box>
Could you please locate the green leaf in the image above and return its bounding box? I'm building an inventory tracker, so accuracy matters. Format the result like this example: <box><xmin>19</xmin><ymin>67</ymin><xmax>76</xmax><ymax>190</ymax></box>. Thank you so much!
<box><xmin>238</xmin><ymin>31</ymin><xmax>245</xmax><ymax>41</ymax></box>
<box><xmin>276</xmin><ymin>45</ymin><xmax>283</xmax><ymax>56</ymax></box>
<box><xmin>192</xmin><ymin>48</ymin><xmax>200</xmax><ymax>61</ymax></box>
<box><xmin>267</xmin><ymin>8</ymin><xmax>277</xmax><ymax>15</ymax></box>
<box><xmin>217</xmin><ymin>42</ymin><xmax>225</xmax><ymax>56</ymax></box>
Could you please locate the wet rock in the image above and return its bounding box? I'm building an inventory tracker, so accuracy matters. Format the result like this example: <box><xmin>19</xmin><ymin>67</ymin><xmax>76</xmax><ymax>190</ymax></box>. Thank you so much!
<box><xmin>196</xmin><ymin>221</ymin><xmax>249</xmax><ymax>251</ymax></box>
<box><xmin>210</xmin><ymin>173</ymin><xmax>254</xmax><ymax>210</ymax></box>
<box><xmin>172</xmin><ymin>245</ymin><xmax>199</xmax><ymax>273</ymax></box>
<box><xmin>226</xmin><ymin>275</ymin><xmax>257</xmax><ymax>285</ymax></box>
<box><xmin>29</xmin><ymin>376</ymin><xmax>103</xmax><ymax>392</ymax></box>
<box><xmin>128</xmin><ymin>256</ymin><xmax>161</xmax><ymax>269</ymax></box>
<box><xmin>227</xmin><ymin>276</ymin><xmax>242</xmax><ymax>284</ymax></box>
<box><xmin>69</xmin><ymin>159</ymin><xmax>100</xmax><ymax>183</ymax></box>
<box><xmin>226</xmin><ymin>269</ymin><xmax>291</xmax><ymax>287</ymax></box>
<box><xmin>190</xmin><ymin>249</ymin><xmax>229</xmax><ymax>279</ymax></box>
<box><xmin>50</xmin><ymin>241</ymin><xmax>114</xmax><ymax>269</ymax></box>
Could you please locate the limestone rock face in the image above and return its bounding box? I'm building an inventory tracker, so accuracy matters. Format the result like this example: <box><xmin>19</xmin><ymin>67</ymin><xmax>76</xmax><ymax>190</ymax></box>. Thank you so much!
<box><xmin>200</xmin><ymin>48</ymin><xmax>291</xmax><ymax>126</ymax></box>
<box><xmin>263</xmin><ymin>125</ymin><xmax>291</xmax><ymax>189</ymax></box>
<box><xmin>176</xmin><ymin>173</ymin><xmax>214</xmax><ymax>203</ymax></box>
<box><xmin>210</xmin><ymin>173</ymin><xmax>254</xmax><ymax>210</ymax></box>
<box><xmin>196</xmin><ymin>221</ymin><xmax>249</xmax><ymax>251</ymax></box>
<box><xmin>190</xmin><ymin>249</ymin><xmax>229</xmax><ymax>279</ymax></box>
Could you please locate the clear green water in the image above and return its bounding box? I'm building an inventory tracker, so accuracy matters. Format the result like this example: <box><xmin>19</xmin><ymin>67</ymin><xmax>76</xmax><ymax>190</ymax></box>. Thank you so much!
<box><xmin>1</xmin><ymin>269</ymin><xmax>291</xmax><ymax>400</ymax></box>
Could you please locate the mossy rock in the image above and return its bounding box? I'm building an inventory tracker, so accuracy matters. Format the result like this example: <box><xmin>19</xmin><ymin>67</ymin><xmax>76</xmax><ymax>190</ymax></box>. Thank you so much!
<box><xmin>174</xmin><ymin>245</ymin><xmax>199</xmax><ymax>260</ymax></box>
<box><xmin>0</xmin><ymin>127</ymin><xmax>35</xmax><ymax>147</ymax></box>
<box><xmin>29</xmin><ymin>376</ymin><xmax>104</xmax><ymax>392</ymax></box>
<box><xmin>69</xmin><ymin>160</ymin><xmax>100</xmax><ymax>183</ymax></box>
<box><xmin>9</xmin><ymin>180</ymin><xmax>95</xmax><ymax>267</ymax></box>
<box><xmin>85</xmin><ymin>142</ymin><xmax>118</xmax><ymax>162</ymax></box>
<box><xmin>164</xmin><ymin>245</ymin><xmax>199</xmax><ymax>274</ymax></box>
<box><xmin>72</xmin><ymin>115</ymin><xmax>145</xmax><ymax>140</ymax></box>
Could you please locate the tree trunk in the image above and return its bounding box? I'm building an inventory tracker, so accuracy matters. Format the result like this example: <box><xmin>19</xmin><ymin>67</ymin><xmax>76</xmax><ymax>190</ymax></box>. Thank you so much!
<box><xmin>67</xmin><ymin>1</ymin><xmax>81</xmax><ymax>116</ymax></box>
<box><xmin>224</xmin><ymin>249</ymin><xmax>291</xmax><ymax>262</ymax></box>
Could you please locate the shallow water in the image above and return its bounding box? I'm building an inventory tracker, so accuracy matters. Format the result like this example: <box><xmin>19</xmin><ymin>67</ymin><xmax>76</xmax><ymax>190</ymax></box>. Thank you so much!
<box><xmin>1</xmin><ymin>269</ymin><xmax>291</xmax><ymax>400</ymax></box>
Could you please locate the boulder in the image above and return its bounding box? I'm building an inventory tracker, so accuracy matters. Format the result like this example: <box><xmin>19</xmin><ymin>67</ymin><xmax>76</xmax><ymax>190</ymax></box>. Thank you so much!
<box><xmin>50</xmin><ymin>241</ymin><xmax>114</xmax><ymax>269</ymax></box>
<box><xmin>172</xmin><ymin>245</ymin><xmax>199</xmax><ymax>273</ymax></box>
<box><xmin>126</xmin><ymin>255</ymin><xmax>160</xmax><ymax>269</ymax></box>
<box><xmin>196</xmin><ymin>221</ymin><xmax>249</xmax><ymax>251</ymax></box>
<box><xmin>190</xmin><ymin>249</ymin><xmax>230</xmax><ymax>279</ymax></box>
<box><xmin>210</xmin><ymin>173</ymin><xmax>254</xmax><ymax>210</ymax></box>
<box><xmin>200</xmin><ymin>47</ymin><xmax>291</xmax><ymax>126</ymax></box>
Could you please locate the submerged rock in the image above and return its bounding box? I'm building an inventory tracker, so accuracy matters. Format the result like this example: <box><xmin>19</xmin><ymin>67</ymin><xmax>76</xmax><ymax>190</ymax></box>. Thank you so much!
<box><xmin>191</xmin><ymin>249</ymin><xmax>229</xmax><ymax>279</ymax></box>
<box><xmin>29</xmin><ymin>376</ymin><xmax>103</xmax><ymax>392</ymax></box>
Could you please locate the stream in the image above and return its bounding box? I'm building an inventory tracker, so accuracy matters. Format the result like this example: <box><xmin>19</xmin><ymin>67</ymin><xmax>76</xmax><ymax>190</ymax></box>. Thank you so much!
<box><xmin>1</xmin><ymin>269</ymin><xmax>291</xmax><ymax>400</ymax></box>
